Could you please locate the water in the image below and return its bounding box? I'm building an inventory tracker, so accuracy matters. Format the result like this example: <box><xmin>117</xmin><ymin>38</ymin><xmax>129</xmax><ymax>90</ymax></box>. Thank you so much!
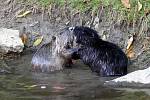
<box><xmin>0</xmin><ymin>50</ymin><xmax>150</xmax><ymax>100</ymax></box>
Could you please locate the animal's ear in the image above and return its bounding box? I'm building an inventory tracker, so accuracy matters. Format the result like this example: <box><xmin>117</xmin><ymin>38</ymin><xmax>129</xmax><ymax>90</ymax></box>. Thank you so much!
<box><xmin>83</xmin><ymin>27</ymin><xmax>99</xmax><ymax>38</ymax></box>
<box><xmin>83</xmin><ymin>30</ymin><xmax>95</xmax><ymax>38</ymax></box>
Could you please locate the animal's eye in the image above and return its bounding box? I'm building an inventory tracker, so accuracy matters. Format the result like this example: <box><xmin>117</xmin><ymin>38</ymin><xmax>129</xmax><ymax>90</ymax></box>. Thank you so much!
<box><xmin>52</xmin><ymin>36</ymin><xmax>56</xmax><ymax>40</ymax></box>
<box><xmin>59</xmin><ymin>32</ymin><xmax>63</xmax><ymax>35</ymax></box>
<box><xmin>69</xmin><ymin>27</ymin><xmax>75</xmax><ymax>31</ymax></box>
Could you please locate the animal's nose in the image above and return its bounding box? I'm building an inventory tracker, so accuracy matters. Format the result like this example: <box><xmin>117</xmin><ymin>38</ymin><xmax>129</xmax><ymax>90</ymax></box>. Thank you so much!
<box><xmin>69</xmin><ymin>27</ymin><xmax>74</xmax><ymax>31</ymax></box>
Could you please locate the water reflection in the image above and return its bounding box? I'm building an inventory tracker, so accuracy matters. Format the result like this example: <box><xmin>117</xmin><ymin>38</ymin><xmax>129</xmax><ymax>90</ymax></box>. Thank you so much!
<box><xmin>0</xmin><ymin>50</ymin><xmax>150</xmax><ymax>100</ymax></box>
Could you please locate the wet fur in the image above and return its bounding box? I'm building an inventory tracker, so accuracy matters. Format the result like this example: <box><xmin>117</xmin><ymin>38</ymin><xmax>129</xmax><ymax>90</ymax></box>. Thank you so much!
<box><xmin>65</xmin><ymin>26</ymin><xmax>128</xmax><ymax>76</ymax></box>
<box><xmin>31</xmin><ymin>30</ymin><xmax>75</xmax><ymax>72</ymax></box>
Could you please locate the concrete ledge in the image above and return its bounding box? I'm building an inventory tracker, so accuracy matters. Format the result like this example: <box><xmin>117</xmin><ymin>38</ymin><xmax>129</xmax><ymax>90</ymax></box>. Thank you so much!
<box><xmin>0</xmin><ymin>28</ymin><xmax>24</xmax><ymax>53</ymax></box>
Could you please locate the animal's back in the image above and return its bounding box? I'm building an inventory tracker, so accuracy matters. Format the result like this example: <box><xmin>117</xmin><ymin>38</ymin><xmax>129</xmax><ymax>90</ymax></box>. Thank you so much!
<box><xmin>78</xmin><ymin>40</ymin><xmax>128</xmax><ymax>76</ymax></box>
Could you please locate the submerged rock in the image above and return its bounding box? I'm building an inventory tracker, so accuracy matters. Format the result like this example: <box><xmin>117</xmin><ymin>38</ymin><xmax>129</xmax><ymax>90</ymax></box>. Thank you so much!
<box><xmin>0</xmin><ymin>28</ymin><xmax>24</xmax><ymax>53</ymax></box>
<box><xmin>106</xmin><ymin>67</ymin><xmax>150</xmax><ymax>87</ymax></box>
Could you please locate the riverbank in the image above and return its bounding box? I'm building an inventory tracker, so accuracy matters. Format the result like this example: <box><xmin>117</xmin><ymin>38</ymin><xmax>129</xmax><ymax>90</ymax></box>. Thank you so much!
<box><xmin>1</xmin><ymin>0</ymin><xmax>150</xmax><ymax>87</ymax></box>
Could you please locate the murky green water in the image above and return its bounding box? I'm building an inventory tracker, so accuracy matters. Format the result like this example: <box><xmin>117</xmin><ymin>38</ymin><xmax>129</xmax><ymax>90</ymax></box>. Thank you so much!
<box><xmin>0</xmin><ymin>50</ymin><xmax>150</xmax><ymax>100</ymax></box>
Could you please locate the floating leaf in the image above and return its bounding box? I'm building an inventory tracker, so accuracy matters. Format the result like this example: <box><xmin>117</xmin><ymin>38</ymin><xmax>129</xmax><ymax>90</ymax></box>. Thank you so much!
<box><xmin>121</xmin><ymin>0</ymin><xmax>130</xmax><ymax>9</ymax></box>
<box><xmin>138</xmin><ymin>1</ymin><xmax>142</xmax><ymax>11</ymax></box>
<box><xmin>24</xmin><ymin>85</ymin><xmax>38</xmax><ymax>88</ymax></box>
<box><xmin>33</xmin><ymin>36</ymin><xmax>43</xmax><ymax>46</ymax></box>
<box><xmin>17</xmin><ymin>10</ymin><xmax>31</xmax><ymax>18</ymax></box>
<box><xmin>24</xmin><ymin>85</ymin><xmax>38</xmax><ymax>89</ymax></box>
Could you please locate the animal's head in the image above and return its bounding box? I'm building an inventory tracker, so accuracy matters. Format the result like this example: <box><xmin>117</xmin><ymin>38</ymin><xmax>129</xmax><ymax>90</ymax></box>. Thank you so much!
<box><xmin>55</xmin><ymin>27</ymin><xmax>79</xmax><ymax>51</ymax></box>
<box><xmin>66</xmin><ymin>26</ymin><xmax>100</xmax><ymax>46</ymax></box>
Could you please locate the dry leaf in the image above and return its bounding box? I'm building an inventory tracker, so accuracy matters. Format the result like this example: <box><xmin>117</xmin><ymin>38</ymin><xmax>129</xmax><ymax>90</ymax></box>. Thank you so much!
<box><xmin>33</xmin><ymin>36</ymin><xmax>43</xmax><ymax>46</ymax></box>
<box><xmin>20</xmin><ymin>34</ymin><xmax>28</xmax><ymax>44</ymax></box>
<box><xmin>17</xmin><ymin>11</ymin><xmax>31</xmax><ymax>18</ymax></box>
<box><xmin>142</xmin><ymin>37</ymin><xmax>150</xmax><ymax>51</ymax></box>
<box><xmin>121</xmin><ymin>0</ymin><xmax>130</xmax><ymax>9</ymax></box>
<box><xmin>128</xmin><ymin>51</ymin><xmax>135</xmax><ymax>58</ymax></box>
<box><xmin>126</xmin><ymin>35</ymin><xmax>134</xmax><ymax>50</ymax></box>
<box><xmin>125</xmin><ymin>45</ymin><xmax>135</xmax><ymax>58</ymax></box>
<box><xmin>125</xmin><ymin>35</ymin><xmax>135</xmax><ymax>58</ymax></box>
<box><xmin>32</xmin><ymin>32</ymin><xmax>39</xmax><ymax>35</ymax></box>
<box><xmin>138</xmin><ymin>1</ymin><xmax>142</xmax><ymax>11</ymax></box>
<box><xmin>145</xmin><ymin>9</ymin><xmax>150</xmax><ymax>16</ymax></box>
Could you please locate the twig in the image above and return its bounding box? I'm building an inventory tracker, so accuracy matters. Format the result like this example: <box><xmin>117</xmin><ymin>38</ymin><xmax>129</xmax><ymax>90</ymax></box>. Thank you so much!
<box><xmin>42</xmin><ymin>6</ymin><xmax>45</xmax><ymax>21</ymax></box>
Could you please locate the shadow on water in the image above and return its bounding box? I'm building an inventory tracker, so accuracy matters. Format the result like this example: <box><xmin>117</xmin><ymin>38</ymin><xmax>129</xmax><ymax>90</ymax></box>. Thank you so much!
<box><xmin>0</xmin><ymin>50</ymin><xmax>150</xmax><ymax>100</ymax></box>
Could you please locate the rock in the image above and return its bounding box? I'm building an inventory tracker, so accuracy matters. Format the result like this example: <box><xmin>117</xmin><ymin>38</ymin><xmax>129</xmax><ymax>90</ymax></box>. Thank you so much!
<box><xmin>0</xmin><ymin>28</ymin><xmax>24</xmax><ymax>53</ymax></box>
<box><xmin>106</xmin><ymin>67</ymin><xmax>150</xmax><ymax>85</ymax></box>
